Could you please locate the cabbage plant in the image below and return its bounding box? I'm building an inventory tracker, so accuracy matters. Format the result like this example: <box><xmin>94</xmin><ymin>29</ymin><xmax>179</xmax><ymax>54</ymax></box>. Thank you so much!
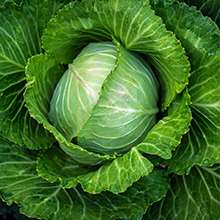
<box><xmin>0</xmin><ymin>0</ymin><xmax>219</xmax><ymax>219</ymax></box>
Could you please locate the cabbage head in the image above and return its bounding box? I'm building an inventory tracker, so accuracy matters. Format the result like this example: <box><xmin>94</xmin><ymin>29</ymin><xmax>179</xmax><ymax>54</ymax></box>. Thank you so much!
<box><xmin>0</xmin><ymin>0</ymin><xmax>219</xmax><ymax>219</ymax></box>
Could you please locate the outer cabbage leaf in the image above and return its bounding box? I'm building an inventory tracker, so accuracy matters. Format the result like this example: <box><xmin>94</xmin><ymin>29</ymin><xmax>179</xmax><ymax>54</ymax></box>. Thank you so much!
<box><xmin>42</xmin><ymin>0</ymin><xmax>190</xmax><ymax>111</ymax></box>
<box><xmin>144</xmin><ymin>165</ymin><xmax>220</xmax><ymax>220</ymax></box>
<box><xmin>0</xmin><ymin>0</ymin><xmax>69</xmax><ymax>149</ymax></box>
<box><xmin>136</xmin><ymin>89</ymin><xmax>191</xmax><ymax>159</ymax></box>
<box><xmin>179</xmin><ymin>0</ymin><xmax>220</xmax><ymax>26</ymax></box>
<box><xmin>0</xmin><ymin>136</ymin><xmax>170</xmax><ymax>220</ymax></box>
<box><xmin>77</xmin><ymin>148</ymin><xmax>153</xmax><ymax>194</ymax></box>
<box><xmin>37</xmin><ymin>146</ymin><xmax>96</xmax><ymax>188</ymax></box>
<box><xmin>0</xmin><ymin>0</ymin><xmax>21</xmax><ymax>6</ymax></box>
<box><xmin>150</xmin><ymin>0</ymin><xmax>220</xmax><ymax>174</ymax></box>
<box><xmin>37</xmin><ymin>146</ymin><xmax>154</xmax><ymax>194</ymax></box>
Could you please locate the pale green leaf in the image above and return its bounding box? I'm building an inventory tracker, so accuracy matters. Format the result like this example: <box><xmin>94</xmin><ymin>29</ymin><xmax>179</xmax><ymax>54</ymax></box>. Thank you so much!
<box><xmin>137</xmin><ymin>90</ymin><xmax>192</xmax><ymax>159</ymax></box>
<box><xmin>78</xmin><ymin>148</ymin><xmax>153</xmax><ymax>194</ymax></box>
<box><xmin>78</xmin><ymin>41</ymin><xmax>159</xmax><ymax>155</ymax></box>
<box><xmin>48</xmin><ymin>42</ymin><xmax>117</xmax><ymax>141</ymax></box>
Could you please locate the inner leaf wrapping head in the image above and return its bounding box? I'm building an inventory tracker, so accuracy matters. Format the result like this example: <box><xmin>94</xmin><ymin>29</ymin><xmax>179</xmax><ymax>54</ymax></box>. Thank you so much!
<box><xmin>49</xmin><ymin>41</ymin><xmax>159</xmax><ymax>155</ymax></box>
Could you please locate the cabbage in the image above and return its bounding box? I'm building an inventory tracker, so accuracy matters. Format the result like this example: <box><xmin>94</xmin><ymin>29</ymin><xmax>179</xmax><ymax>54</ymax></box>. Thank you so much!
<box><xmin>49</xmin><ymin>41</ymin><xmax>159</xmax><ymax>155</ymax></box>
<box><xmin>0</xmin><ymin>0</ymin><xmax>219</xmax><ymax>219</ymax></box>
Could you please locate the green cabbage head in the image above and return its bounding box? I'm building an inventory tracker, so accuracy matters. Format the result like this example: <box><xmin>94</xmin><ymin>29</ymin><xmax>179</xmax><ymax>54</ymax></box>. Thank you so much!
<box><xmin>49</xmin><ymin>41</ymin><xmax>159</xmax><ymax>155</ymax></box>
<box><xmin>0</xmin><ymin>0</ymin><xmax>219</xmax><ymax>219</ymax></box>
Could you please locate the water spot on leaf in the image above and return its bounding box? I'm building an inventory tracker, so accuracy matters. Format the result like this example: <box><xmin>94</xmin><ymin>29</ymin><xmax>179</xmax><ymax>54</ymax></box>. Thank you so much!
<box><xmin>29</xmin><ymin>5</ymin><xmax>35</xmax><ymax>12</ymax></box>
<box><xmin>7</xmin><ymin>200</ymin><xmax>13</xmax><ymax>206</ymax></box>
<box><xmin>15</xmin><ymin>28</ymin><xmax>21</xmax><ymax>33</ymax></box>
<box><xmin>203</xmin><ymin>159</ymin><xmax>209</xmax><ymax>165</ymax></box>
<box><xmin>64</xmin><ymin>5</ymin><xmax>69</xmax><ymax>11</ymax></box>
<box><xmin>142</xmin><ymin>1</ymin><xmax>148</xmax><ymax>7</ymax></box>
<box><xmin>85</xmin><ymin>6</ymin><xmax>89</xmax><ymax>13</ymax></box>
<box><xmin>179</xmin><ymin>3</ymin><xmax>184</xmax><ymax>9</ymax></box>
<box><xmin>93</xmin><ymin>4</ymin><xmax>98</xmax><ymax>12</ymax></box>
<box><xmin>189</xmin><ymin>7</ymin><xmax>196</xmax><ymax>12</ymax></box>
<box><xmin>163</xmin><ymin>0</ymin><xmax>173</xmax><ymax>8</ymax></box>
<box><xmin>185</xmin><ymin>21</ymin><xmax>192</xmax><ymax>29</ymax></box>
<box><xmin>69</xmin><ymin>3</ymin><xmax>74</xmax><ymax>8</ymax></box>
<box><xmin>208</xmin><ymin>52</ymin><xmax>215</xmax><ymax>57</ymax></box>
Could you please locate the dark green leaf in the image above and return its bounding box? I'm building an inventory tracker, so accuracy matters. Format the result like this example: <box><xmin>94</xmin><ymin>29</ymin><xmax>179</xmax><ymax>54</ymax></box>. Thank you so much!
<box><xmin>0</xmin><ymin>0</ymin><xmax>69</xmax><ymax>149</ymax></box>
<box><xmin>151</xmin><ymin>0</ymin><xmax>220</xmax><ymax>174</ymax></box>
<box><xmin>144</xmin><ymin>165</ymin><xmax>220</xmax><ymax>220</ymax></box>
<box><xmin>179</xmin><ymin>0</ymin><xmax>220</xmax><ymax>26</ymax></box>
<box><xmin>0</xmin><ymin>136</ymin><xmax>169</xmax><ymax>220</ymax></box>
<box><xmin>37</xmin><ymin>146</ymin><xmax>96</xmax><ymax>188</ymax></box>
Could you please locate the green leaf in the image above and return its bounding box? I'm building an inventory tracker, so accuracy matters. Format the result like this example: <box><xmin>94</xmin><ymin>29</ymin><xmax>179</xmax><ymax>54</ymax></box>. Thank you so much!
<box><xmin>144</xmin><ymin>165</ymin><xmax>220</xmax><ymax>220</ymax></box>
<box><xmin>136</xmin><ymin>89</ymin><xmax>192</xmax><ymax>160</ymax></box>
<box><xmin>0</xmin><ymin>199</ymin><xmax>37</xmax><ymax>220</ymax></box>
<box><xmin>78</xmin><ymin>40</ymin><xmax>159</xmax><ymax>155</ymax></box>
<box><xmin>24</xmin><ymin>53</ymin><xmax>115</xmax><ymax>165</ymax></box>
<box><xmin>151</xmin><ymin>0</ymin><xmax>220</xmax><ymax>173</ymax></box>
<box><xmin>78</xmin><ymin>148</ymin><xmax>153</xmax><ymax>194</ymax></box>
<box><xmin>42</xmin><ymin>0</ymin><xmax>190</xmax><ymax>110</ymax></box>
<box><xmin>37</xmin><ymin>146</ymin><xmax>96</xmax><ymax>188</ymax></box>
<box><xmin>179</xmin><ymin>0</ymin><xmax>220</xmax><ymax>26</ymax></box>
<box><xmin>167</xmin><ymin>114</ymin><xmax>220</xmax><ymax>174</ymax></box>
<box><xmin>24</xmin><ymin>54</ymin><xmax>63</xmax><ymax>148</ymax></box>
<box><xmin>0</xmin><ymin>0</ymin><xmax>69</xmax><ymax>149</ymax></box>
<box><xmin>37</xmin><ymin>144</ymin><xmax>154</xmax><ymax>194</ymax></box>
<box><xmin>0</xmin><ymin>136</ymin><xmax>169</xmax><ymax>220</ymax></box>
<box><xmin>48</xmin><ymin>42</ymin><xmax>117</xmax><ymax>141</ymax></box>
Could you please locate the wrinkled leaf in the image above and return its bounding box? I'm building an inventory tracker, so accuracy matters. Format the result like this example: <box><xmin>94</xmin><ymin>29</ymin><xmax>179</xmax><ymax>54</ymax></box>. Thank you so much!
<box><xmin>43</xmin><ymin>0</ymin><xmax>190</xmax><ymax>111</ymax></box>
<box><xmin>144</xmin><ymin>165</ymin><xmax>220</xmax><ymax>220</ymax></box>
<box><xmin>0</xmin><ymin>136</ymin><xmax>169</xmax><ymax>220</ymax></box>
<box><xmin>0</xmin><ymin>0</ymin><xmax>68</xmax><ymax>149</ymax></box>
<box><xmin>151</xmin><ymin>0</ymin><xmax>220</xmax><ymax>174</ymax></box>
<box><xmin>137</xmin><ymin>90</ymin><xmax>191</xmax><ymax>160</ymax></box>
